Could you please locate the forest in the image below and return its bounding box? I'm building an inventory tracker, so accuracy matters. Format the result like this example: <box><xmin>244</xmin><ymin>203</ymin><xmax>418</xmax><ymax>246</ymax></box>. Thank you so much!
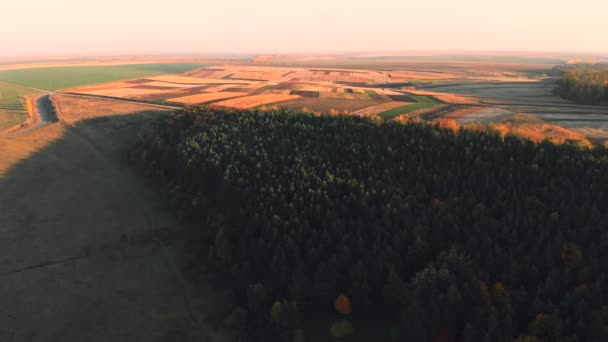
<box><xmin>131</xmin><ymin>107</ymin><xmax>608</xmax><ymax>341</ymax></box>
<box><xmin>554</xmin><ymin>63</ymin><xmax>608</xmax><ymax>105</ymax></box>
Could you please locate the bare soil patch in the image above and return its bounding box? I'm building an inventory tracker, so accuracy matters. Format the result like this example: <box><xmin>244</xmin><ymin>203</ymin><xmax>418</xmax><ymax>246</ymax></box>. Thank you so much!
<box><xmin>213</xmin><ymin>94</ymin><xmax>301</xmax><ymax>109</ymax></box>
<box><xmin>280</xmin><ymin>97</ymin><xmax>378</xmax><ymax>114</ymax></box>
<box><xmin>148</xmin><ymin>75</ymin><xmax>255</xmax><ymax>85</ymax></box>
<box><xmin>167</xmin><ymin>92</ymin><xmax>248</xmax><ymax>105</ymax></box>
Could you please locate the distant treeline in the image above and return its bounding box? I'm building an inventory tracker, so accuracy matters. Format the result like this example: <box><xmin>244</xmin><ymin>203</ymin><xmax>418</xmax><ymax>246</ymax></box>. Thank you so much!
<box><xmin>554</xmin><ymin>63</ymin><xmax>608</xmax><ymax>105</ymax></box>
<box><xmin>132</xmin><ymin>107</ymin><xmax>608</xmax><ymax>341</ymax></box>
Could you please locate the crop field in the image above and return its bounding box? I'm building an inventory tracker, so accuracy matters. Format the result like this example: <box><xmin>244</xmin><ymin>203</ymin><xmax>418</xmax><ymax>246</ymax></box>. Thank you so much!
<box><xmin>0</xmin><ymin>63</ymin><xmax>205</xmax><ymax>91</ymax></box>
<box><xmin>62</xmin><ymin>65</ymin><xmax>437</xmax><ymax>116</ymax></box>
<box><xmin>280</xmin><ymin>97</ymin><xmax>379</xmax><ymax>114</ymax></box>
<box><xmin>213</xmin><ymin>94</ymin><xmax>301</xmax><ymax>109</ymax></box>
<box><xmin>353</xmin><ymin>101</ymin><xmax>414</xmax><ymax>117</ymax></box>
<box><xmin>379</xmin><ymin>95</ymin><xmax>439</xmax><ymax>120</ymax></box>
<box><xmin>167</xmin><ymin>92</ymin><xmax>247</xmax><ymax>104</ymax></box>
<box><xmin>50</xmin><ymin>61</ymin><xmax>608</xmax><ymax>144</ymax></box>
<box><xmin>0</xmin><ymin>81</ymin><xmax>41</xmax><ymax>131</ymax></box>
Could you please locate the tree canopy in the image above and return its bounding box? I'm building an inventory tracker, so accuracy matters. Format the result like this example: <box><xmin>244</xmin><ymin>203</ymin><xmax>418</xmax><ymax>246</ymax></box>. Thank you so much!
<box><xmin>554</xmin><ymin>63</ymin><xmax>608</xmax><ymax>105</ymax></box>
<box><xmin>132</xmin><ymin>107</ymin><xmax>608</xmax><ymax>341</ymax></box>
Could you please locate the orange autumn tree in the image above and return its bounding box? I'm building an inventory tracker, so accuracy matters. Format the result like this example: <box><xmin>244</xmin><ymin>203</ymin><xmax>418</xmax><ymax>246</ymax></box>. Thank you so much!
<box><xmin>335</xmin><ymin>294</ymin><xmax>352</xmax><ymax>315</ymax></box>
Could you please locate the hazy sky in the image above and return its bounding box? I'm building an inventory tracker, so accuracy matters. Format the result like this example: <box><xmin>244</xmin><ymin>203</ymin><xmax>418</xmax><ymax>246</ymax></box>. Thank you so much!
<box><xmin>2</xmin><ymin>0</ymin><xmax>607</xmax><ymax>56</ymax></box>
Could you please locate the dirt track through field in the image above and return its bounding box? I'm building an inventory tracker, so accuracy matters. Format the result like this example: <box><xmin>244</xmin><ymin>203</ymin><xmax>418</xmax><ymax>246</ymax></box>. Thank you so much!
<box><xmin>0</xmin><ymin>96</ymin><xmax>231</xmax><ymax>341</ymax></box>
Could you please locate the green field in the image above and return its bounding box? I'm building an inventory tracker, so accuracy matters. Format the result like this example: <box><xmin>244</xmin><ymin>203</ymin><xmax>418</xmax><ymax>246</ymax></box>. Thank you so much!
<box><xmin>378</xmin><ymin>95</ymin><xmax>438</xmax><ymax>120</ymax></box>
<box><xmin>364</xmin><ymin>89</ymin><xmax>378</xmax><ymax>95</ymax></box>
<box><xmin>0</xmin><ymin>81</ymin><xmax>41</xmax><ymax>131</ymax></box>
<box><xmin>0</xmin><ymin>63</ymin><xmax>206</xmax><ymax>91</ymax></box>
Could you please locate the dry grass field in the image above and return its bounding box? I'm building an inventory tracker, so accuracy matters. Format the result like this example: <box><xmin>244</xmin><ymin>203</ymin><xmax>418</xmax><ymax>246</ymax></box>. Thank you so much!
<box><xmin>78</xmin><ymin>87</ymin><xmax>179</xmax><ymax>98</ymax></box>
<box><xmin>0</xmin><ymin>95</ymin><xmax>233</xmax><ymax>341</ymax></box>
<box><xmin>281</xmin><ymin>97</ymin><xmax>379</xmax><ymax>114</ymax></box>
<box><xmin>485</xmin><ymin>114</ymin><xmax>592</xmax><ymax>146</ymax></box>
<box><xmin>167</xmin><ymin>92</ymin><xmax>248</xmax><ymax>104</ymax></box>
<box><xmin>213</xmin><ymin>94</ymin><xmax>301</xmax><ymax>109</ymax></box>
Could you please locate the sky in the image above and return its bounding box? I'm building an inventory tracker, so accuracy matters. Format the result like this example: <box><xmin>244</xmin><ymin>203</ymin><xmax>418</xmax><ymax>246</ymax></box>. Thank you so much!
<box><xmin>1</xmin><ymin>0</ymin><xmax>607</xmax><ymax>57</ymax></box>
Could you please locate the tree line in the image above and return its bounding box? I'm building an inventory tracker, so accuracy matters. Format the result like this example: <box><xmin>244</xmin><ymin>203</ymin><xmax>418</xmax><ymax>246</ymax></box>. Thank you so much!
<box><xmin>554</xmin><ymin>63</ymin><xmax>608</xmax><ymax>105</ymax></box>
<box><xmin>131</xmin><ymin>107</ymin><xmax>608</xmax><ymax>341</ymax></box>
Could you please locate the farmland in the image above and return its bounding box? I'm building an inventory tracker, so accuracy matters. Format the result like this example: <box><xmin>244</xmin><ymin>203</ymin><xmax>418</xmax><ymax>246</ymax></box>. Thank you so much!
<box><xmin>378</xmin><ymin>95</ymin><xmax>438</xmax><ymax>120</ymax></box>
<box><xmin>61</xmin><ymin>65</ymin><xmax>437</xmax><ymax>116</ymax></box>
<box><xmin>0</xmin><ymin>56</ymin><xmax>595</xmax><ymax>147</ymax></box>
<box><xmin>212</xmin><ymin>94</ymin><xmax>301</xmax><ymax>109</ymax></box>
<box><xmin>0</xmin><ymin>63</ymin><xmax>205</xmax><ymax>91</ymax></box>
<box><xmin>3</xmin><ymin>54</ymin><xmax>608</xmax><ymax>341</ymax></box>
<box><xmin>0</xmin><ymin>81</ymin><xmax>41</xmax><ymax>131</ymax></box>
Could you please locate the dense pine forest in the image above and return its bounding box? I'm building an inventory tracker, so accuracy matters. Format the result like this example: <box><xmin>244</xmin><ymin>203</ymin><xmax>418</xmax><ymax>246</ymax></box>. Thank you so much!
<box><xmin>132</xmin><ymin>107</ymin><xmax>608</xmax><ymax>341</ymax></box>
<box><xmin>554</xmin><ymin>63</ymin><xmax>608</xmax><ymax>105</ymax></box>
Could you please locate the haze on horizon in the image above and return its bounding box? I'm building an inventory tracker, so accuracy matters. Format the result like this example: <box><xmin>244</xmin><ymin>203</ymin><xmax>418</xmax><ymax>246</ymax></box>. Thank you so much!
<box><xmin>1</xmin><ymin>0</ymin><xmax>607</xmax><ymax>57</ymax></box>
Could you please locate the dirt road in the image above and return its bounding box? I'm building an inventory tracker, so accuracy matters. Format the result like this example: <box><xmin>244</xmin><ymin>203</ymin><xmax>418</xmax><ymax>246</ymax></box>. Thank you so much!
<box><xmin>0</xmin><ymin>96</ymin><xmax>231</xmax><ymax>341</ymax></box>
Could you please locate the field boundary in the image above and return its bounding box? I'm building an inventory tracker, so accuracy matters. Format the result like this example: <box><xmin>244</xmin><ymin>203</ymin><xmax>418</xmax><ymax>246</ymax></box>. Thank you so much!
<box><xmin>0</xmin><ymin>96</ymin><xmax>37</xmax><ymax>135</ymax></box>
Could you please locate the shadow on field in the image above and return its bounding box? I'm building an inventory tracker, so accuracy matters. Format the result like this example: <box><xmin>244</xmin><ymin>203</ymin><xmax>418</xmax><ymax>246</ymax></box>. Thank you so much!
<box><xmin>0</xmin><ymin>112</ymin><xmax>232</xmax><ymax>342</ymax></box>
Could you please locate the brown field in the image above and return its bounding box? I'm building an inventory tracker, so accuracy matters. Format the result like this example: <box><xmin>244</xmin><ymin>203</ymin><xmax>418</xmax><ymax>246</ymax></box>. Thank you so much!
<box><xmin>280</xmin><ymin>97</ymin><xmax>378</xmax><ymax>114</ymax></box>
<box><xmin>167</xmin><ymin>91</ymin><xmax>247</xmax><ymax>104</ymax></box>
<box><xmin>139</xmin><ymin>81</ymin><xmax>201</xmax><ymax>88</ymax></box>
<box><xmin>408</xmin><ymin>90</ymin><xmax>481</xmax><ymax>105</ymax></box>
<box><xmin>78</xmin><ymin>87</ymin><xmax>179</xmax><ymax>98</ymax></box>
<box><xmin>443</xmin><ymin>106</ymin><xmax>515</xmax><ymax>124</ymax></box>
<box><xmin>51</xmin><ymin>94</ymin><xmax>170</xmax><ymax>125</ymax></box>
<box><xmin>64</xmin><ymin>82</ymin><xmax>136</xmax><ymax>92</ymax></box>
<box><xmin>213</xmin><ymin>94</ymin><xmax>301</xmax><ymax>109</ymax></box>
<box><xmin>147</xmin><ymin>75</ymin><xmax>255</xmax><ymax>85</ymax></box>
<box><xmin>319</xmin><ymin>92</ymin><xmax>372</xmax><ymax>100</ymax></box>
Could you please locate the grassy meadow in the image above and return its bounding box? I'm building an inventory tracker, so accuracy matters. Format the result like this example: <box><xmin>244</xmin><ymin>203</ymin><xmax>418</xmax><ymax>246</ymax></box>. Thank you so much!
<box><xmin>0</xmin><ymin>63</ymin><xmax>206</xmax><ymax>91</ymax></box>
